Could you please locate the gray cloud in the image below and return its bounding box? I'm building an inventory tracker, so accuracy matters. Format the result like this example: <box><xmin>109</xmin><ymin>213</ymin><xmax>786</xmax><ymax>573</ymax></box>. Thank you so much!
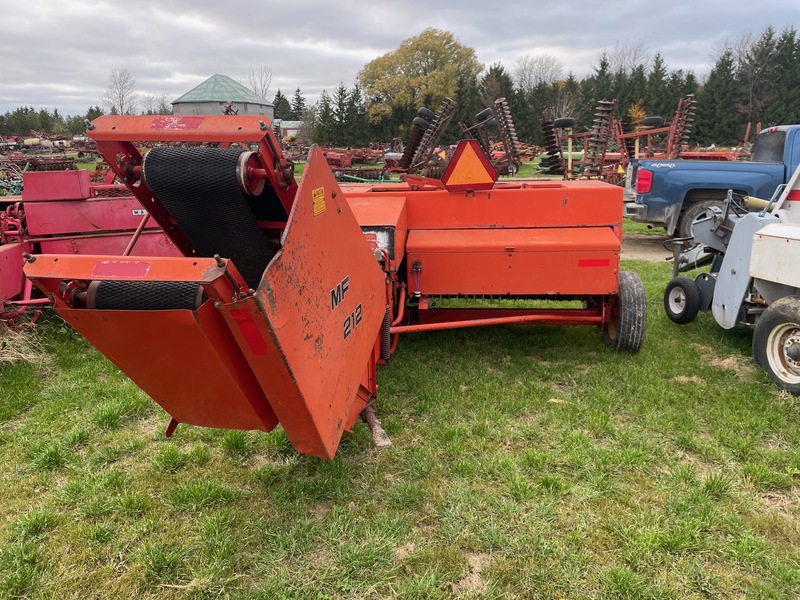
<box><xmin>0</xmin><ymin>0</ymin><xmax>795</xmax><ymax>116</ymax></box>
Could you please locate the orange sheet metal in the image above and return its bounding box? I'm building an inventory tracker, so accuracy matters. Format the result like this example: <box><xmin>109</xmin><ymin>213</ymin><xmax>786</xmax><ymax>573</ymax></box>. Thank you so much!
<box><xmin>406</xmin><ymin>227</ymin><xmax>620</xmax><ymax>296</ymax></box>
<box><xmin>24</xmin><ymin>255</ymin><xmax>278</xmax><ymax>432</ymax></box>
<box><xmin>88</xmin><ymin>115</ymin><xmax>274</xmax><ymax>143</ymax></box>
<box><xmin>218</xmin><ymin>146</ymin><xmax>386</xmax><ymax>459</ymax></box>
<box><xmin>58</xmin><ymin>302</ymin><xmax>279</xmax><ymax>431</ymax></box>
<box><xmin>342</xmin><ymin>178</ymin><xmax>623</xmax><ymax>233</ymax></box>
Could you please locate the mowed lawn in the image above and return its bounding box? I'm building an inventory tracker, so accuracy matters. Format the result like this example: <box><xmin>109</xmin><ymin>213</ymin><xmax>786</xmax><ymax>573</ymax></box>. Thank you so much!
<box><xmin>2</xmin><ymin>255</ymin><xmax>800</xmax><ymax>599</ymax></box>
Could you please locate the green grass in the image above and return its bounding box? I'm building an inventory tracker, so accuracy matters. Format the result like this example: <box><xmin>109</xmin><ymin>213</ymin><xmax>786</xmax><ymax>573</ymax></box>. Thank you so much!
<box><xmin>2</xmin><ymin>258</ymin><xmax>800</xmax><ymax>598</ymax></box>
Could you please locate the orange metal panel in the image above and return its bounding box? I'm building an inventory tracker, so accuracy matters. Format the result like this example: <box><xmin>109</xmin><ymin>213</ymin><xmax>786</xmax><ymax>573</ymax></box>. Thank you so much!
<box><xmin>25</xmin><ymin>255</ymin><xmax>228</xmax><ymax>284</ymax></box>
<box><xmin>348</xmin><ymin>195</ymin><xmax>408</xmax><ymax>263</ymax></box>
<box><xmin>88</xmin><ymin>115</ymin><xmax>273</xmax><ymax>143</ymax></box>
<box><xmin>219</xmin><ymin>147</ymin><xmax>386</xmax><ymax>459</ymax></box>
<box><xmin>57</xmin><ymin>301</ymin><xmax>279</xmax><ymax>432</ymax></box>
<box><xmin>406</xmin><ymin>227</ymin><xmax>620</xmax><ymax>296</ymax></box>
<box><xmin>343</xmin><ymin>178</ymin><xmax>623</xmax><ymax>231</ymax></box>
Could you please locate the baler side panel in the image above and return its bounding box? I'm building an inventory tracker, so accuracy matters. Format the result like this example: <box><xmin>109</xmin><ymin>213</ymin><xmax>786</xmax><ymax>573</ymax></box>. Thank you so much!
<box><xmin>220</xmin><ymin>147</ymin><xmax>386</xmax><ymax>459</ymax></box>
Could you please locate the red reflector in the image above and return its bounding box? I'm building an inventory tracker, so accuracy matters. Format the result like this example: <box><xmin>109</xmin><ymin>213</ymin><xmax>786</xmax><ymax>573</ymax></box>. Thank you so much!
<box><xmin>578</xmin><ymin>259</ymin><xmax>610</xmax><ymax>267</ymax></box>
<box><xmin>635</xmin><ymin>169</ymin><xmax>653</xmax><ymax>194</ymax></box>
<box><xmin>788</xmin><ymin>190</ymin><xmax>800</xmax><ymax>201</ymax></box>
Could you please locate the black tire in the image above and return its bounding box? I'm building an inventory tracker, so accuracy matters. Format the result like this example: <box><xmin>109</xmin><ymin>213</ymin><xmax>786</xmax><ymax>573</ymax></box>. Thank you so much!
<box><xmin>411</xmin><ymin>116</ymin><xmax>430</xmax><ymax>130</ymax></box>
<box><xmin>603</xmin><ymin>271</ymin><xmax>647</xmax><ymax>352</ymax></box>
<box><xmin>553</xmin><ymin>117</ymin><xmax>575</xmax><ymax>129</ymax></box>
<box><xmin>475</xmin><ymin>107</ymin><xmax>493</xmax><ymax>122</ymax></box>
<box><xmin>417</xmin><ymin>107</ymin><xmax>435</xmax><ymax>121</ymax></box>
<box><xmin>642</xmin><ymin>116</ymin><xmax>665</xmax><ymax>127</ymax></box>
<box><xmin>663</xmin><ymin>276</ymin><xmax>701</xmax><ymax>324</ymax></box>
<box><xmin>753</xmin><ymin>296</ymin><xmax>800</xmax><ymax>395</ymax></box>
<box><xmin>506</xmin><ymin>162</ymin><xmax>518</xmax><ymax>176</ymax></box>
<box><xmin>676</xmin><ymin>199</ymin><xmax>724</xmax><ymax>240</ymax></box>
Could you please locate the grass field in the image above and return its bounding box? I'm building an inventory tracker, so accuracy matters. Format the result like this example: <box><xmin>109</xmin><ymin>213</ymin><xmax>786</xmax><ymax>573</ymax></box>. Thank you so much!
<box><xmin>2</xmin><ymin>232</ymin><xmax>800</xmax><ymax>598</ymax></box>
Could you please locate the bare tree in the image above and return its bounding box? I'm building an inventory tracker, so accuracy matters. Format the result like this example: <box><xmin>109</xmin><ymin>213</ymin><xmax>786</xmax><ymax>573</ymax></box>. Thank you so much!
<box><xmin>606</xmin><ymin>39</ymin><xmax>650</xmax><ymax>74</ymax></box>
<box><xmin>103</xmin><ymin>68</ymin><xmax>138</xmax><ymax>115</ymax></box>
<box><xmin>140</xmin><ymin>92</ymin><xmax>172</xmax><ymax>115</ymax></box>
<box><xmin>243</xmin><ymin>66</ymin><xmax>273</xmax><ymax>100</ymax></box>
<box><xmin>514</xmin><ymin>54</ymin><xmax>564</xmax><ymax>94</ymax></box>
<box><xmin>548</xmin><ymin>83</ymin><xmax>582</xmax><ymax>121</ymax></box>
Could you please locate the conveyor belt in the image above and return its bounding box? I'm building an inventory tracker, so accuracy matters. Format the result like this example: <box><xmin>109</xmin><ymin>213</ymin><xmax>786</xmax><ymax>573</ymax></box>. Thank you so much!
<box><xmin>87</xmin><ymin>280</ymin><xmax>204</xmax><ymax>310</ymax></box>
<box><xmin>143</xmin><ymin>147</ymin><xmax>276</xmax><ymax>289</ymax></box>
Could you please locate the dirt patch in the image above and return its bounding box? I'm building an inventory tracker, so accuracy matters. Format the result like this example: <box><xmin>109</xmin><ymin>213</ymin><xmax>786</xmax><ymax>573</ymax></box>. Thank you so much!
<box><xmin>393</xmin><ymin>542</ymin><xmax>415</xmax><ymax>561</ymax></box>
<box><xmin>708</xmin><ymin>356</ymin><xmax>758</xmax><ymax>381</ymax></box>
<box><xmin>621</xmin><ymin>232</ymin><xmax>674</xmax><ymax>262</ymax></box>
<box><xmin>673</xmin><ymin>375</ymin><xmax>706</xmax><ymax>385</ymax></box>
<box><xmin>452</xmin><ymin>552</ymin><xmax>491</xmax><ymax>595</ymax></box>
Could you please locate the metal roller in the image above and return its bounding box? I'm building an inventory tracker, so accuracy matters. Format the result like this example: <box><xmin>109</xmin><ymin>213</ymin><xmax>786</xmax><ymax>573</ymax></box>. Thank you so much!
<box><xmin>86</xmin><ymin>280</ymin><xmax>205</xmax><ymax>310</ymax></box>
<box><xmin>142</xmin><ymin>147</ymin><xmax>275</xmax><ymax>289</ymax></box>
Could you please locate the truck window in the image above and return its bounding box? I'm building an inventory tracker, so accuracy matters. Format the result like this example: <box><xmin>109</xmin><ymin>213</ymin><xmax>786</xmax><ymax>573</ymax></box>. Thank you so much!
<box><xmin>750</xmin><ymin>130</ymin><xmax>786</xmax><ymax>162</ymax></box>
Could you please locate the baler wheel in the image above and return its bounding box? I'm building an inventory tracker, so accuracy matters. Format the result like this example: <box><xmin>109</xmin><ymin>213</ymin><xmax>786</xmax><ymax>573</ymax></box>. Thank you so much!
<box><xmin>603</xmin><ymin>271</ymin><xmax>646</xmax><ymax>353</ymax></box>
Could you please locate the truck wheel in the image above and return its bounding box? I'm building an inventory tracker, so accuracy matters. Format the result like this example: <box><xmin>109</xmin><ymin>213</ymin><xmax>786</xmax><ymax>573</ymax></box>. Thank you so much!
<box><xmin>676</xmin><ymin>199</ymin><xmax>724</xmax><ymax>239</ymax></box>
<box><xmin>603</xmin><ymin>271</ymin><xmax>647</xmax><ymax>353</ymax></box>
<box><xmin>664</xmin><ymin>276</ymin><xmax>701</xmax><ymax>324</ymax></box>
<box><xmin>753</xmin><ymin>296</ymin><xmax>800</xmax><ymax>395</ymax></box>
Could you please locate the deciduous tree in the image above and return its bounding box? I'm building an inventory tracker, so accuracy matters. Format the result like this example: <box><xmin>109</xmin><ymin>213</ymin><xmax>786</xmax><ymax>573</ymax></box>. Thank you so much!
<box><xmin>102</xmin><ymin>68</ymin><xmax>137</xmax><ymax>115</ymax></box>
<box><xmin>359</xmin><ymin>28</ymin><xmax>482</xmax><ymax>134</ymax></box>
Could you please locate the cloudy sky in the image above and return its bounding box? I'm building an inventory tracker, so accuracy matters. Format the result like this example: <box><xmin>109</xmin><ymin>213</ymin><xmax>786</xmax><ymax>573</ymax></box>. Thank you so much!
<box><xmin>0</xmin><ymin>0</ymin><xmax>795</xmax><ymax>117</ymax></box>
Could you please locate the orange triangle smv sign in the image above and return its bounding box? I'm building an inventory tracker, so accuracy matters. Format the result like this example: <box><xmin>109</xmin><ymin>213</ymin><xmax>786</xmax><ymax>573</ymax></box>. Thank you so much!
<box><xmin>441</xmin><ymin>140</ymin><xmax>498</xmax><ymax>191</ymax></box>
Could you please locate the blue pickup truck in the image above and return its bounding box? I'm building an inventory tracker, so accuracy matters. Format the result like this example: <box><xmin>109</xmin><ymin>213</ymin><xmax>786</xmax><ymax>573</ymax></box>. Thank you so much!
<box><xmin>624</xmin><ymin>125</ymin><xmax>800</xmax><ymax>238</ymax></box>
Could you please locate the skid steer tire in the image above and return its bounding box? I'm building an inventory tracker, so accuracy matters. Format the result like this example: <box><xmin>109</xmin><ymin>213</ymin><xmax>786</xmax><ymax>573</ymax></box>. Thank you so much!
<box><xmin>664</xmin><ymin>276</ymin><xmax>701</xmax><ymax>324</ymax></box>
<box><xmin>753</xmin><ymin>296</ymin><xmax>800</xmax><ymax>395</ymax></box>
<box><xmin>603</xmin><ymin>271</ymin><xmax>646</xmax><ymax>353</ymax></box>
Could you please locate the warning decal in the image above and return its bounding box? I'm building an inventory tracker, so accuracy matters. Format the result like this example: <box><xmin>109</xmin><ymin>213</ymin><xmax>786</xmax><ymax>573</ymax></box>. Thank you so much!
<box><xmin>312</xmin><ymin>187</ymin><xmax>326</xmax><ymax>216</ymax></box>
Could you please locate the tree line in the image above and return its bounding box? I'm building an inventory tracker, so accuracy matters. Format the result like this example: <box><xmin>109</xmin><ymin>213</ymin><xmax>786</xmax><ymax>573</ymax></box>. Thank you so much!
<box><xmin>2</xmin><ymin>25</ymin><xmax>799</xmax><ymax>149</ymax></box>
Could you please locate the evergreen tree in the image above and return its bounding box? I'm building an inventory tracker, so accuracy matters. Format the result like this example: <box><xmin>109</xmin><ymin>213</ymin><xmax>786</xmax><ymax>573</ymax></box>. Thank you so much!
<box><xmin>694</xmin><ymin>48</ymin><xmax>741</xmax><ymax>145</ymax></box>
<box><xmin>332</xmin><ymin>83</ymin><xmax>349</xmax><ymax>145</ymax></box>
<box><xmin>645</xmin><ymin>54</ymin><xmax>670</xmax><ymax>117</ymax></box>
<box><xmin>290</xmin><ymin>88</ymin><xmax>307</xmax><ymax>121</ymax></box>
<box><xmin>272</xmin><ymin>89</ymin><xmax>292</xmax><ymax>120</ymax></box>
<box><xmin>313</xmin><ymin>90</ymin><xmax>334</xmax><ymax>145</ymax></box>
<box><xmin>450</xmin><ymin>70</ymin><xmax>481</xmax><ymax>144</ymax></box>
<box><xmin>737</xmin><ymin>26</ymin><xmax>777</xmax><ymax>126</ymax></box>
<box><xmin>345</xmin><ymin>83</ymin><xmax>370</xmax><ymax>146</ymax></box>
<box><xmin>763</xmin><ymin>27</ymin><xmax>799</xmax><ymax>125</ymax></box>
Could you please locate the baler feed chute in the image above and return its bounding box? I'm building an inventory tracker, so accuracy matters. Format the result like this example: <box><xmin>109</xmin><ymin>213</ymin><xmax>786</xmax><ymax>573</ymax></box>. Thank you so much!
<box><xmin>26</xmin><ymin>135</ymin><xmax>386</xmax><ymax>459</ymax></box>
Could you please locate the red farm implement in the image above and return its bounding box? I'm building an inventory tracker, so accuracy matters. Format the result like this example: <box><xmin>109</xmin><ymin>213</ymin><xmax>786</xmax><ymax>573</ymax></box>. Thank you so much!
<box><xmin>24</xmin><ymin>114</ymin><xmax>646</xmax><ymax>459</ymax></box>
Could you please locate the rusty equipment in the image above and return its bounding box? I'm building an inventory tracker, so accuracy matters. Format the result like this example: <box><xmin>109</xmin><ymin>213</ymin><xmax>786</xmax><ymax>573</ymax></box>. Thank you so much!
<box><xmin>460</xmin><ymin>98</ymin><xmax>523</xmax><ymax>175</ymax></box>
<box><xmin>25</xmin><ymin>114</ymin><xmax>646</xmax><ymax>460</ymax></box>
<box><xmin>540</xmin><ymin>94</ymin><xmax>734</xmax><ymax>184</ymax></box>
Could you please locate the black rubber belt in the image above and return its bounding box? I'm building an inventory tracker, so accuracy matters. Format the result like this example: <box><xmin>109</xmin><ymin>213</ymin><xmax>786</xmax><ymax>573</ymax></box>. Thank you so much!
<box><xmin>143</xmin><ymin>147</ymin><xmax>276</xmax><ymax>289</ymax></box>
<box><xmin>89</xmin><ymin>281</ymin><xmax>203</xmax><ymax>310</ymax></box>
